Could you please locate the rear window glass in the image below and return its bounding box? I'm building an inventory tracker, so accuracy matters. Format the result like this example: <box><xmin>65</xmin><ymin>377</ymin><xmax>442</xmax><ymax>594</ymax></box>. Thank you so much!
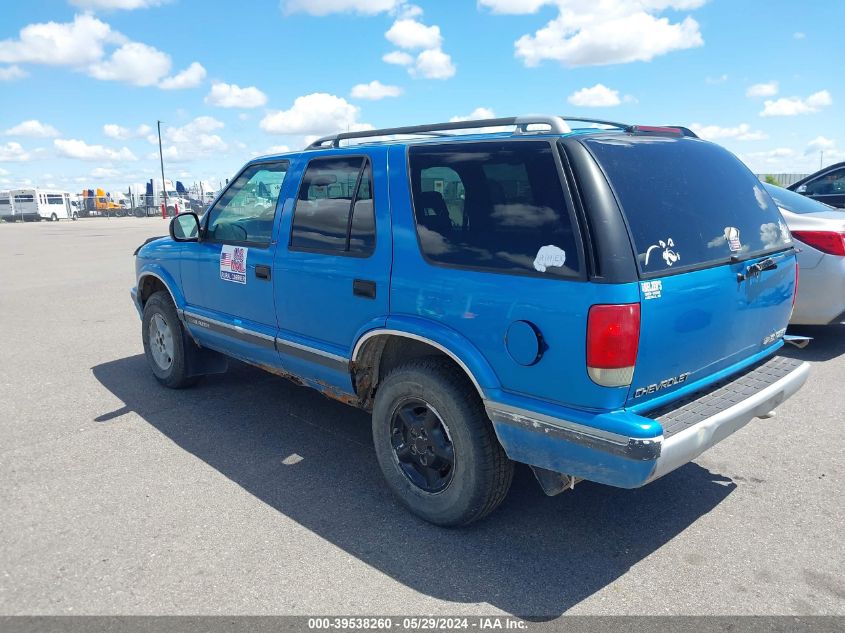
<box><xmin>409</xmin><ymin>141</ymin><xmax>580</xmax><ymax>277</ymax></box>
<box><xmin>584</xmin><ymin>137</ymin><xmax>792</xmax><ymax>274</ymax></box>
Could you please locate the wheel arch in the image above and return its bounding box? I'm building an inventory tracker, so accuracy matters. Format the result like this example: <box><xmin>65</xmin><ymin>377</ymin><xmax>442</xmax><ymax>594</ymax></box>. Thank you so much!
<box><xmin>350</xmin><ymin>319</ymin><xmax>501</xmax><ymax>407</ymax></box>
<box><xmin>136</xmin><ymin>268</ymin><xmax>184</xmax><ymax>313</ymax></box>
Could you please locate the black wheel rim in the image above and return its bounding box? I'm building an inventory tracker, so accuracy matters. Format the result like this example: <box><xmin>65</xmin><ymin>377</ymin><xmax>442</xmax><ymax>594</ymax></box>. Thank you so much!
<box><xmin>390</xmin><ymin>399</ymin><xmax>454</xmax><ymax>493</ymax></box>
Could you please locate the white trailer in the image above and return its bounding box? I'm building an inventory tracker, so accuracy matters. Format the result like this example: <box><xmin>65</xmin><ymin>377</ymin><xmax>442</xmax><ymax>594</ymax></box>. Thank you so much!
<box><xmin>11</xmin><ymin>189</ymin><xmax>77</xmax><ymax>221</ymax></box>
<box><xmin>0</xmin><ymin>190</ymin><xmax>17</xmax><ymax>222</ymax></box>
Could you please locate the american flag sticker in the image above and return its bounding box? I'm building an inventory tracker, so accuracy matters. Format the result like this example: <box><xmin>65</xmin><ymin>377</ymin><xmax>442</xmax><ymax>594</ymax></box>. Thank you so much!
<box><xmin>220</xmin><ymin>244</ymin><xmax>248</xmax><ymax>284</ymax></box>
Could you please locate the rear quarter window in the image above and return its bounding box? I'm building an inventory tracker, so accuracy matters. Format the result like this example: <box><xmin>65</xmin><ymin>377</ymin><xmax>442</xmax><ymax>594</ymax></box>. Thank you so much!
<box><xmin>409</xmin><ymin>140</ymin><xmax>581</xmax><ymax>278</ymax></box>
<box><xmin>584</xmin><ymin>136</ymin><xmax>792</xmax><ymax>275</ymax></box>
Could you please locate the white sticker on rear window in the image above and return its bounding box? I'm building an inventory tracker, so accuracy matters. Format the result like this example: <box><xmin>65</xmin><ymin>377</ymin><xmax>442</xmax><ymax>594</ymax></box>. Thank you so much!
<box><xmin>645</xmin><ymin>238</ymin><xmax>681</xmax><ymax>267</ymax></box>
<box><xmin>725</xmin><ymin>226</ymin><xmax>742</xmax><ymax>252</ymax></box>
<box><xmin>220</xmin><ymin>244</ymin><xmax>248</xmax><ymax>284</ymax></box>
<box><xmin>533</xmin><ymin>245</ymin><xmax>566</xmax><ymax>272</ymax></box>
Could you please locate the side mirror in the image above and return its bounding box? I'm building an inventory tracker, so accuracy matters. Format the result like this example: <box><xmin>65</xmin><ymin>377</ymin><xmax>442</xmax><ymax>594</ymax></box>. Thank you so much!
<box><xmin>170</xmin><ymin>212</ymin><xmax>200</xmax><ymax>242</ymax></box>
<box><xmin>796</xmin><ymin>184</ymin><xmax>807</xmax><ymax>194</ymax></box>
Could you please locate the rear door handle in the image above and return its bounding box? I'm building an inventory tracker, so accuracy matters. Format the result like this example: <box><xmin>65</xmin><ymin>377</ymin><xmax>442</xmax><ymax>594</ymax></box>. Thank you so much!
<box><xmin>353</xmin><ymin>279</ymin><xmax>376</xmax><ymax>299</ymax></box>
<box><xmin>255</xmin><ymin>265</ymin><xmax>271</xmax><ymax>280</ymax></box>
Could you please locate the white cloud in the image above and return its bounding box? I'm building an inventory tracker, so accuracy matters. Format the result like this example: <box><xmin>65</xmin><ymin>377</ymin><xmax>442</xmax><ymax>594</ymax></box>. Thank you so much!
<box><xmin>480</xmin><ymin>1</ymin><xmax>705</xmax><ymax>68</ymax></box>
<box><xmin>0</xmin><ymin>65</ymin><xmax>27</xmax><ymax>81</ymax></box>
<box><xmin>54</xmin><ymin>138</ymin><xmax>137</xmax><ymax>161</ymax></box>
<box><xmin>385</xmin><ymin>19</ymin><xmax>442</xmax><ymax>49</ymax></box>
<box><xmin>282</xmin><ymin>0</ymin><xmax>400</xmax><ymax>14</ymax></box>
<box><xmin>383</xmin><ymin>15</ymin><xmax>455</xmax><ymax>80</ymax></box>
<box><xmin>793</xmin><ymin>31</ymin><xmax>805</xmax><ymax>40</ymax></box>
<box><xmin>383</xmin><ymin>50</ymin><xmax>414</xmax><ymax>65</ymax></box>
<box><xmin>0</xmin><ymin>142</ymin><xmax>33</xmax><ymax>162</ymax></box>
<box><xmin>263</xmin><ymin>144</ymin><xmax>292</xmax><ymax>155</ymax></box>
<box><xmin>479</xmin><ymin>0</ymin><xmax>549</xmax><ymax>13</ymax></box>
<box><xmin>567</xmin><ymin>83</ymin><xmax>623</xmax><ymax>107</ymax></box>
<box><xmin>746</xmin><ymin>81</ymin><xmax>778</xmax><ymax>98</ymax></box>
<box><xmin>0</xmin><ymin>14</ymin><xmax>123</xmax><ymax>67</ymax></box>
<box><xmin>743</xmin><ymin>143</ymin><xmax>845</xmax><ymax>173</ymax></box>
<box><xmin>705</xmin><ymin>74</ymin><xmax>727</xmax><ymax>84</ymax></box>
<box><xmin>260</xmin><ymin>92</ymin><xmax>371</xmax><ymax>136</ymax></box>
<box><xmin>70</xmin><ymin>0</ymin><xmax>166</xmax><ymax>8</ymax></box>
<box><xmin>153</xmin><ymin>116</ymin><xmax>227</xmax><ymax>162</ymax></box>
<box><xmin>160</xmin><ymin>62</ymin><xmax>206</xmax><ymax>89</ymax></box>
<box><xmin>204</xmin><ymin>82</ymin><xmax>268</xmax><ymax>108</ymax></box>
<box><xmin>806</xmin><ymin>136</ymin><xmax>835</xmax><ymax>154</ymax></box>
<box><xmin>450</xmin><ymin>107</ymin><xmax>496</xmax><ymax>122</ymax></box>
<box><xmin>0</xmin><ymin>14</ymin><xmax>202</xmax><ymax>90</ymax></box>
<box><xmin>91</xmin><ymin>166</ymin><xmax>121</xmax><ymax>179</ymax></box>
<box><xmin>760</xmin><ymin>90</ymin><xmax>832</xmax><ymax>117</ymax></box>
<box><xmin>87</xmin><ymin>41</ymin><xmax>170</xmax><ymax>86</ymax></box>
<box><xmin>5</xmin><ymin>120</ymin><xmax>61</xmax><ymax>138</ymax></box>
<box><xmin>351</xmin><ymin>80</ymin><xmax>402</xmax><ymax>100</ymax></box>
<box><xmin>689</xmin><ymin>122</ymin><xmax>767</xmax><ymax>141</ymax></box>
<box><xmin>103</xmin><ymin>123</ymin><xmax>151</xmax><ymax>139</ymax></box>
<box><xmin>412</xmin><ymin>48</ymin><xmax>455</xmax><ymax>79</ymax></box>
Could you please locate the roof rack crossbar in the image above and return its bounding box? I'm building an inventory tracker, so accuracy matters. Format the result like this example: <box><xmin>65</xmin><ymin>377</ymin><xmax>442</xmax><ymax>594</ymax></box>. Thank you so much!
<box><xmin>305</xmin><ymin>115</ymin><xmax>572</xmax><ymax>150</ymax></box>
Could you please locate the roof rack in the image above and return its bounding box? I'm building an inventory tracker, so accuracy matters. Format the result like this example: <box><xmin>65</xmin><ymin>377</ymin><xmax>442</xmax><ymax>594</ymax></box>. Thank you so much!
<box><xmin>305</xmin><ymin>115</ymin><xmax>572</xmax><ymax>150</ymax></box>
<box><xmin>304</xmin><ymin>114</ymin><xmax>697</xmax><ymax>150</ymax></box>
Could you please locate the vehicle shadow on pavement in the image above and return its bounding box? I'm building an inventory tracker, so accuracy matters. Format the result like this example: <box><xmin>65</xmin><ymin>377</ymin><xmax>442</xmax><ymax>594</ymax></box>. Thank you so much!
<box><xmin>92</xmin><ymin>355</ymin><xmax>736</xmax><ymax>619</ymax></box>
<box><xmin>783</xmin><ymin>323</ymin><xmax>845</xmax><ymax>362</ymax></box>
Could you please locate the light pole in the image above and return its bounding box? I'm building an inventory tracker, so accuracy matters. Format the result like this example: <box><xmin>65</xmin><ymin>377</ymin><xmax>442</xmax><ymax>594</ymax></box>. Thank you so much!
<box><xmin>157</xmin><ymin>120</ymin><xmax>168</xmax><ymax>219</ymax></box>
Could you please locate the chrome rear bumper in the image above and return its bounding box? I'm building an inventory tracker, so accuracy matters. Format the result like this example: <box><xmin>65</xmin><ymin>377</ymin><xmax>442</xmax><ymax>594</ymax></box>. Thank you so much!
<box><xmin>486</xmin><ymin>355</ymin><xmax>811</xmax><ymax>489</ymax></box>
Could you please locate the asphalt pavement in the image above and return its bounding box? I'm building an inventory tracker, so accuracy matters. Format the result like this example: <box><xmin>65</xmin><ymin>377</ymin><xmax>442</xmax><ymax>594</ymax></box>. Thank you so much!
<box><xmin>0</xmin><ymin>217</ymin><xmax>843</xmax><ymax>617</ymax></box>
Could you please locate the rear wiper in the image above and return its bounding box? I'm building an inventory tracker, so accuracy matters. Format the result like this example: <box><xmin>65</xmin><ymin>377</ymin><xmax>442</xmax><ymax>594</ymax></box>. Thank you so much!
<box><xmin>737</xmin><ymin>257</ymin><xmax>778</xmax><ymax>281</ymax></box>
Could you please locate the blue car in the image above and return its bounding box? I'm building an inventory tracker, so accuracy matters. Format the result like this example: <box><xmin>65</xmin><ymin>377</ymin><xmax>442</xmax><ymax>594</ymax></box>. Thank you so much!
<box><xmin>132</xmin><ymin>115</ymin><xmax>810</xmax><ymax>526</ymax></box>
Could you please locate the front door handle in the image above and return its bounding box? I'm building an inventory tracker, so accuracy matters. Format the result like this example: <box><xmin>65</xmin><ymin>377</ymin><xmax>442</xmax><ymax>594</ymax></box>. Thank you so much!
<box><xmin>353</xmin><ymin>279</ymin><xmax>376</xmax><ymax>299</ymax></box>
<box><xmin>255</xmin><ymin>265</ymin><xmax>271</xmax><ymax>280</ymax></box>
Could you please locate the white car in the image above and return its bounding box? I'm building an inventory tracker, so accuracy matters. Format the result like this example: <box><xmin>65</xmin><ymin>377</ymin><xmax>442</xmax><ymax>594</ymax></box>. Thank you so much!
<box><xmin>764</xmin><ymin>182</ymin><xmax>845</xmax><ymax>325</ymax></box>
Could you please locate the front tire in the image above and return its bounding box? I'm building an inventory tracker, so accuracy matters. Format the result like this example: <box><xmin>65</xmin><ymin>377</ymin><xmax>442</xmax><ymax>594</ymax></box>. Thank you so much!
<box><xmin>142</xmin><ymin>291</ymin><xmax>199</xmax><ymax>389</ymax></box>
<box><xmin>372</xmin><ymin>358</ymin><xmax>513</xmax><ymax>526</ymax></box>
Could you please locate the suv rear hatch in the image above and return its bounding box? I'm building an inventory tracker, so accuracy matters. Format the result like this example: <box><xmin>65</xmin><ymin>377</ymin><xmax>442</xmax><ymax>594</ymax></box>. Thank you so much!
<box><xmin>582</xmin><ymin>134</ymin><xmax>797</xmax><ymax>408</ymax></box>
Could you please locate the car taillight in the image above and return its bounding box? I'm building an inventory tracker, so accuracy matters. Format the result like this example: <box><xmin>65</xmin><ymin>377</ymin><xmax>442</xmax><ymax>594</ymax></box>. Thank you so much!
<box><xmin>791</xmin><ymin>230</ymin><xmax>845</xmax><ymax>256</ymax></box>
<box><xmin>587</xmin><ymin>303</ymin><xmax>640</xmax><ymax>388</ymax></box>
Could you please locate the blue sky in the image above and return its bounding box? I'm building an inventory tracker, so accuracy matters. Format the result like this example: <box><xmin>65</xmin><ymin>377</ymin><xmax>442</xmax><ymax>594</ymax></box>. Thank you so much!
<box><xmin>0</xmin><ymin>0</ymin><xmax>841</xmax><ymax>195</ymax></box>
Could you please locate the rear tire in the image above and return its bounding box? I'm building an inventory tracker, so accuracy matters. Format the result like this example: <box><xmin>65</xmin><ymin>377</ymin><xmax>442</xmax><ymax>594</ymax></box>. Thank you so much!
<box><xmin>142</xmin><ymin>291</ymin><xmax>199</xmax><ymax>389</ymax></box>
<box><xmin>372</xmin><ymin>358</ymin><xmax>513</xmax><ymax>526</ymax></box>
<box><xmin>50</xmin><ymin>213</ymin><xmax>58</xmax><ymax>222</ymax></box>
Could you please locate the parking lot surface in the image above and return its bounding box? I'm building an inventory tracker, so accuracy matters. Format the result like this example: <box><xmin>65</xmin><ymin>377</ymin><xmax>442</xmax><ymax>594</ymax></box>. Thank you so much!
<box><xmin>0</xmin><ymin>218</ymin><xmax>843</xmax><ymax>617</ymax></box>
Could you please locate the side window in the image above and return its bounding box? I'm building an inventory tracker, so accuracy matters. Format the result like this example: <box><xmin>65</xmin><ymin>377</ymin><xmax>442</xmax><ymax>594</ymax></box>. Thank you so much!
<box><xmin>290</xmin><ymin>156</ymin><xmax>375</xmax><ymax>256</ymax></box>
<box><xmin>206</xmin><ymin>161</ymin><xmax>288</xmax><ymax>245</ymax></box>
<box><xmin>409</xmin><ymin>141</ymin><xmax>580</xmax><ymax>277</ymax></box>
<box><xmin>805</xmin><ymin>168</ymin><xmax>845</xmax><ymax>196</ymax></box>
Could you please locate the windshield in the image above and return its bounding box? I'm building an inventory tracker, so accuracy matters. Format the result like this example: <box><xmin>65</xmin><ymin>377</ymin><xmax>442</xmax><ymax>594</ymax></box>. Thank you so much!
<box><xmin>584</xmin><ymin>136</ymin><xmax>792</xmax><ymax>275</ymax></box>
<box><xmin>764</xmin><ymin>182</ymin><xmax>840</xmax><ymax>214</ymax></box>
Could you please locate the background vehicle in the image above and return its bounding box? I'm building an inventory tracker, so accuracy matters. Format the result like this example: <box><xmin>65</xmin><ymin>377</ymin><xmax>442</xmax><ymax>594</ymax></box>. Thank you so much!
<box><xmin>0</xmin><ymin>190</ymin><xmax>17</xmax><ymax>222</ymax></box>
<box><xmin>130</xmin><ymin>179</ymin><xmax>192</xmax><ymax>217</ymax></box>
<box><xmin>764</xmin><ymin>182</ymin><xmax>845</xmax><ymax>324</ymax></box>
<box><xmin>788</xmin><ymin>161</ymin><xmax>845</xmax><ymax>208</ymax></box>
<box><xmin>11</xmin><ymin>189</ymin><xmax>76</xmax><ymax>221</ymax></box>
<box><xmin>132</xmin><ymin>115</ymin><xmax>809</xmax><ymax>526</ymax></box>
<box><xmin>80</xmin><ymin>188</ymin><xmax>123</xmax><ymax>217</ymax></box>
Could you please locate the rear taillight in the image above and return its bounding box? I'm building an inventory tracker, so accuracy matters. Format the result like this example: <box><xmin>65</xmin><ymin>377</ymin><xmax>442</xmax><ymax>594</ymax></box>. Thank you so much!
<box><xmin>791</xmin><ymin>230</ymin><xmax>845</xmax><ymax>256</ymax></box>
<box><xmin>587</xmin><ymin>303</ymin><xmax>640</xmax><ymax>388</ymax></box>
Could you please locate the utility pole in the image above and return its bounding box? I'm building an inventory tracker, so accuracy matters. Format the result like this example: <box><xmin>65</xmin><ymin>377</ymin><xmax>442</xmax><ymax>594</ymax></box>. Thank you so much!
<box><xmin>157</xmin><ymin>120</ymin><xmax>168</xmax><ymax>218</ymax></box>
<box><xmin>820</xmin><ymin>150</ymin><xmax>824</xmax><ymax>170</ymax></box>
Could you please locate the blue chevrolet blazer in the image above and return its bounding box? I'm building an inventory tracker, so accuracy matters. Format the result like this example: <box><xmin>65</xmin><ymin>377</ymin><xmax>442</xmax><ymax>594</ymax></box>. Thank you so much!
<box><xmin>132</xmin><ymin>115</ymin><xmax>810</xmax><ymax>526</ymax></box>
